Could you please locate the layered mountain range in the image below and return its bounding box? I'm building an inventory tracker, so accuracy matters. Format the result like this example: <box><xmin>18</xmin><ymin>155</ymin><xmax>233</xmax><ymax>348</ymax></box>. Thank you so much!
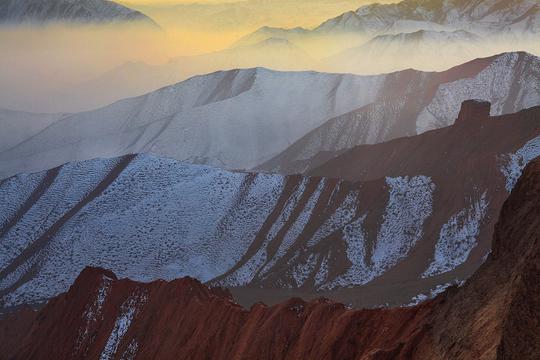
<box><xmin>242</xmin><ymin>0</ymin><xmax>540</xmax><ymax>41</ymax></box>
<box><xmin>1</xmin><ymin>0</ymin><xmax>540</xmax><ymax>357</ymax></box>
<box><xmin>1</xmin><ymin>52</ymin><xmax>539</xmax><ymax>179</ymax></box>
<box><xmin>262</xmin><ymin>52</ymin><xmax>540</xmax><ymax>174</ymax></box>
<box><xmin>1</xmin><ymin>100</ymin><xmax>539</xmax><ymax>310</ymax></box>
<box><xmin>325</xmin><ymin>29</ymin><xmax>484</xmax><ymax>73</ymax></box>
<box><xmin>55</xmin><ymin>37</ymin><xmax>317</xmax><ymax>113</ymax></box>
<box><xmin>231</xmin><ymin>0</ymin><xmax>540</xmax><ymax>76</ymax></box>
<box><xmin>0</xmin><ymin>0</ymin><xmax>157</xmax><ymax>26</ymax></box>
<box><xmin>316</xmin><ymin>0</ymin><xmax>540</xmax><ymax>35</ymax></box>
<box><xmin>2</xmin><ymin>154</ymin><xmax>540</xmax><ymax>359</ymax></box>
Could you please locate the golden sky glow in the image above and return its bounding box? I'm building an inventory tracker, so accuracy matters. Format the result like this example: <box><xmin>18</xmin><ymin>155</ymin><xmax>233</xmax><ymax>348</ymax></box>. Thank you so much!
<box><xmin>1</xmin><ymin>0</ymin><xmax>538</xmax><ymax>114</ymax></box>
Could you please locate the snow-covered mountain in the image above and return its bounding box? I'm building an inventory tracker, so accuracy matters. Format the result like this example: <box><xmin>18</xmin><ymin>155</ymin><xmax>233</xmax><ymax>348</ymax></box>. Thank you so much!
<box><xmin>1</xmin><ymin>101</ymin><xmax>540</xmax><ymax>310</ymax></box>
<box><xmin>234</xmin><ymin>0</ymin><xmax>540</xmax><ymax>61</ymax></box>
<box><xmin>1</xmin><ymin>52</ymin><xmax>539</xmax><ymax>179</ymax></box>
<box><xmin>316</xmin><ymin>0</ymin><xmax>540</xmax><ymax>35</ymax></box>
<box><xmin>5</xmin><ymin>156</ymin><xmax>540</xmax><ymax>358</ymax></box>
<box><xmin>0</xmin><ymin>68</ymin><xmax>384</xmax><ymax>178</ymax></box>
<box><xmin>0</xmin><ymin>0</ymin><xmax>157</xmax><ymax>25</ymax></box>
<box><xmin>260</xmin><ymin>52</ymin><xmax>540</xmax><ymax>174</ymax></box>
<box><xmin>53</xmin><ymin>37</ymin><xmax>317</xmax><ymax>113</ymax></box>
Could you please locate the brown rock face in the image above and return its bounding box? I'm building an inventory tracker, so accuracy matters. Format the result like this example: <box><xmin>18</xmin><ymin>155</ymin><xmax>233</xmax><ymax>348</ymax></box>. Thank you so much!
<box><xmin>2</xmin><ymin>158</ymin><xmax>540</xmax><ymax>359</ymax></box>
<box><xmin>455</xmin><ymin>99</ymin><xmax>491</xmax><ymax>125</ymax></box>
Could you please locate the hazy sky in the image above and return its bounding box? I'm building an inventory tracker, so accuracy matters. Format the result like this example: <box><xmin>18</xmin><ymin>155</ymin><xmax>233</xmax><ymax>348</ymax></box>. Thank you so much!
<box><xmin>1</xmin><ymin>0</ymin><xmax>538</xmax><ymax>114</ymax></box>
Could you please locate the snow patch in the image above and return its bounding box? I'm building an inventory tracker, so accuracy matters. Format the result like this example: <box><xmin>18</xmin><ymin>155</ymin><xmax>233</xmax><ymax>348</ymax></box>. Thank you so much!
<box><xmin>372</xmin><ymin>176</ymin><xmax>435</xmax><ymax>275</ymax></box>
<box><xmin>308</xmin><ymin>188</ymin><xmax>358</xmax><ymax>247</ymax></box>
<box><xmin>406</xmin><ymin>280</ymin><xmax>464</xmax><ymax>307</ymax></box>
<box><xmin>423</xmin><ymin>193</ymin><xmax>489</xmax><ymax>278</ymax></box>
<box><xmin>100</xmin><ymin>292</ymin><xmax>146</xmax><ymax>360</ymax></box>
<box><xmin>260</xmin><ymin>179</ymin><xmax>326</xmax><ymax>277</ymax></box>
<box><xmin>500</xmin><ymin>135</ymin><xmax>540</xmax><ymax>191</ymax></box>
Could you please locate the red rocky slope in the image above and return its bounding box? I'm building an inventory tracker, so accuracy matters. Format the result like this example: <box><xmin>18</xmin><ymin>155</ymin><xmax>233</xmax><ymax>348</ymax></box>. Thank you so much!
<box><xmin>2</xmin><ymin>157</ymin><xmax>540</xmax><ymax>359</ymax></box>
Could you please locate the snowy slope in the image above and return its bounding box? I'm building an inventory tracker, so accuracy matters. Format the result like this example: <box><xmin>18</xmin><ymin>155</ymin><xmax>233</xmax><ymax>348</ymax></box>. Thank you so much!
<box><xmin>0</xmin><ymin>109</ymin><xmax>68</xmax><ymax>153</ymax></box>
<box><xmin>0</xmin><ymin>0</ymin><xmax>156</xmax><ymax>25</ymax></box>
<box><xmin>0</xmin><ymin>68</ymin><xmax>384</xmax><ymax>179</ymax></box>
<box><xmin>0</xmin><ymin>154</ymin><xmax>433</xmax><ymax>307</ymax></box>
<box><xmin>260</xmin><ymin>52</ymin><xmax>540</xmax><ymax>174</ymax></box>
<box><xmin>235</xmin><ymin>0</ymin><xmax>540</xmax><ymax>57</ymax></box>
<box><xmin>2</xmin><ymin>101</ymin><xmax>540</xmax><ymax>309</ymax></box>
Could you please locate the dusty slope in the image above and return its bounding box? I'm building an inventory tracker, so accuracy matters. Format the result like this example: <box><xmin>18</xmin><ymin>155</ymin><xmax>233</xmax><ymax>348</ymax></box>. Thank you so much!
<box><xmin>1</xmin><ymin>101</ymin><xmax>540</xmax><ymax>310</ymax></box>
<box><xmin>2</xmin><ymin>155</ymin><xmax>540</xmax><ymax>359</ymax></box>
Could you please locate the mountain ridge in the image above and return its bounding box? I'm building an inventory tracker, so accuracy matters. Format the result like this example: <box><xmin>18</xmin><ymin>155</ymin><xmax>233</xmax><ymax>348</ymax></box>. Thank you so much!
<box><xmin>2</xmin><ymin>153</ymin><xmax>540</xmax><ymax>358</ymax></box>
<box><xmin>1</xmin><ymin>101</ymin><xmax>540</xmax><ymax>311</ymax></box>
<box><xmin>1</xmin><ymin>52</ymin><xmax>539</xmax><ymax>179</ymax></box>
<box><xmin>259</xmin><ymin>52</ymin><xmax>540</xmax><ymax>174</ymax></box>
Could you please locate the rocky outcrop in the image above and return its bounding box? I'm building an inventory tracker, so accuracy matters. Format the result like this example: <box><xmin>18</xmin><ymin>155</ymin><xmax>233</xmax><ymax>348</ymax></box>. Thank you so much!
<box><xmin>2</xmin><ymin>156</ymin><xmax>540</xmax><ymax>359</ymax></box>
<box><xmin>1</xmin><ymin>101</ymin><xmax>540</xmax><ymax>311</ymax></box>
<box><xmin>455</xmin><ymin>99</ymin><xmax>491</xmax><ymax>124</ymax></box>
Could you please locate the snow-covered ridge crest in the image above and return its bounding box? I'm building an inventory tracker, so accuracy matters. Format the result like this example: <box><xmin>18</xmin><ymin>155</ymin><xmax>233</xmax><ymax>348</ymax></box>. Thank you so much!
<box><xmin>0</xmin><ymin>67</ymin><xmax>384</xmax><ymax>178</ymax></box>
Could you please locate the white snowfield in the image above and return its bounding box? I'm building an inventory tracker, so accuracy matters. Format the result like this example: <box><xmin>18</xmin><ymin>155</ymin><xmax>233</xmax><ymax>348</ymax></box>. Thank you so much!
<box><xmin>1</xmin><ymin>52</ymin><xmax>540</xmax><ymax>179</ymax></box>
<box><xmin>1</xmin><ymin>151</ymin><xmax>533</xmax><ymax>309</ymax></box>
<box><xmin>100</xmin><ymin>292</ymin><xmax>146</xmax><ymax>360</ymax></box>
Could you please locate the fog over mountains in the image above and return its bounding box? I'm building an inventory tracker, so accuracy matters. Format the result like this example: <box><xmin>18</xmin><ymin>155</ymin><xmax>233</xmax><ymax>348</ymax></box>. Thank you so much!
<box><xmin>318</xmin><ymin>0</ymin><xmax>540</xmax><ymax>35</ymax></box>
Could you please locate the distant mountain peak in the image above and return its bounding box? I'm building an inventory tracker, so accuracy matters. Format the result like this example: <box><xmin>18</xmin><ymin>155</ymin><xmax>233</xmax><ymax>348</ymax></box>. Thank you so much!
<box><xmin>0</xmin><ymin>0</ymin><xmax>158</xmax><ymax>26</ymax></box>
<box><xmin>315</xmin><ymin>0</ymin><xmax>540</xmax><ymax>35</ymax></box>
